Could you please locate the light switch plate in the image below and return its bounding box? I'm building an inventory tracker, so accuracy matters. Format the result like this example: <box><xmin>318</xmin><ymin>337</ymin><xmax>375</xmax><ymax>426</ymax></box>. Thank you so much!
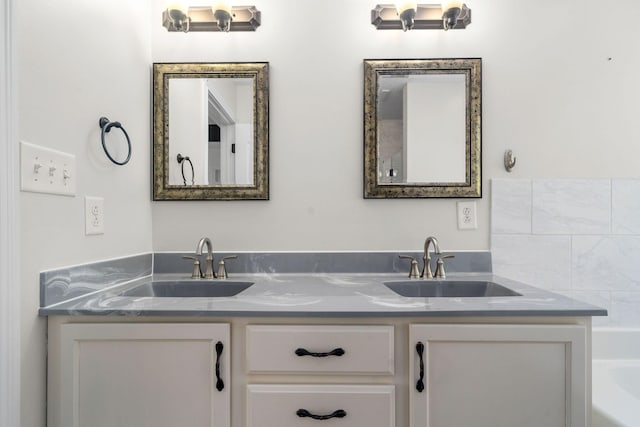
<box><xmin>20</xmin><ymin>141</ymin><xmax>76</xmax><ymax>196</ymax></box>
<box><xmin>457</xmin><ymin>201</ymin><xmax>478</xmax><ymax>230</ymax></box>
<box><xmin>85</xmin><ymin>197</ymin><xmax>104</xmax><ymax>235</ymax></box>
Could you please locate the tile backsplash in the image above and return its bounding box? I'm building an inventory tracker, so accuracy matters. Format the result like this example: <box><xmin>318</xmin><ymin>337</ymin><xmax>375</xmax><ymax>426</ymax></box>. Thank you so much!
<box><xmin>492</xmin><ymin>179</ymin><xmax>640</xmax><ymax>327</ymax></box>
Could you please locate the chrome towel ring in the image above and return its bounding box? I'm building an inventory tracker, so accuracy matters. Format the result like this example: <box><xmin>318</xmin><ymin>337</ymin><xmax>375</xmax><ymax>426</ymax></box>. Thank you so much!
<box><xmin>99</xmin><ymin>117</ymin><xmax>132</xmax><ymax>165</ymax></box>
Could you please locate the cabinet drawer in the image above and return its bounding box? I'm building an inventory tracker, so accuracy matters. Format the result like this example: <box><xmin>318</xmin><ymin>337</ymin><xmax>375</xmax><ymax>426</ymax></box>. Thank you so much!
<box><xmin>246</xmin><ymin>325</ymin><xmax>394</xmax><ymax>375</ymax></box>
<box><xmin>247</xmin><ymin>384</ymin><xmax>395</xmax><ymax>427</ymax></box>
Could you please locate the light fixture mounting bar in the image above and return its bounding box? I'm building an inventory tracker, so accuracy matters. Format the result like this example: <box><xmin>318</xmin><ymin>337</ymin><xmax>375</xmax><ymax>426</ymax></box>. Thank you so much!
<box><xmin>371</xmin><ymin>4</ymin><xmax>471</xmax><ymax>30</ymax></box>
<box><xmin>163</xmin><ymin>6</ymin><xmax>261</xmax><ymax>32</ymax></box>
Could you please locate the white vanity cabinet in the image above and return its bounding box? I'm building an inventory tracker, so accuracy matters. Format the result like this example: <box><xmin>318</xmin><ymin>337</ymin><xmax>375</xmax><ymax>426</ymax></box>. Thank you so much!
<box><xmin>46</xmin><ymin>318</ymin><xmax>592</xmax><ymax>427</ymax></box>
<box><xmin>47</xmin><ymin>323</ymin><xmax>230</xmax><ymax>427</ymax></box>
<box><xmin>409</xmin><ymin>324</ymin><xmax>588</xmax><ymax>427</ymax></box>
<box><xmin>245</xmin><ymin>325</ymin><xmax>396</xmax><ymax>427</ymax></box>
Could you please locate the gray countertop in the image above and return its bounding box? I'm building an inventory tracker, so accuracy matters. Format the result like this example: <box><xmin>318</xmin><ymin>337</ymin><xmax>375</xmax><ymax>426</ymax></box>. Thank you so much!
<box><xmin>39</xmin><ymin>272</ymin><xmax>607</xmax><ymax>318</ymax></box>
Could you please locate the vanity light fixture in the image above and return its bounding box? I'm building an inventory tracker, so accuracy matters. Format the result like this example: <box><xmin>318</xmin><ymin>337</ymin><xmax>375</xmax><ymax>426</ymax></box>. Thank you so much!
<box><xmin>371</xmin><ymin>2</ymin><xmax>471</xmax><ymax>31</ymax></box>
<box><xmin>163</xmin><ymin>2</ymin><xmax>261</xmax><ymax>32</ymax></box>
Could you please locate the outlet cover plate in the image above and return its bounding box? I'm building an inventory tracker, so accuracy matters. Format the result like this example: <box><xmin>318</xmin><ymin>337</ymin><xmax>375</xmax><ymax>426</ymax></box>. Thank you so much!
<box><xmin>457</xmin><ymin>201</ymin><xmax>478</xmax><ymax>230</ymax></box>
<box><xmin>85</xmin><ymin>196</ymin><xmax>104</xmax><ymax>235</ymax></box>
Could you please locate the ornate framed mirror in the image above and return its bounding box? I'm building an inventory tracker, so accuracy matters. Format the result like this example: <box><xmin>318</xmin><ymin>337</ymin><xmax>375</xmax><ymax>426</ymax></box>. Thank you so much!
<box><xmin>153</xmin><ymin>62</ymin><xmax>269</xmax><ymax>200</ymax></box>
<box><xmin>363</xmin><ymin>58</ymin><xmax>481</xmax><ymax>198</ymax></box>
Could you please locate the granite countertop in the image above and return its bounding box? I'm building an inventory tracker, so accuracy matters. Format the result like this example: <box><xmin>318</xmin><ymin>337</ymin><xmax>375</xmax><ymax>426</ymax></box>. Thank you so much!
<box><xmin>39</xmin><ymin>272</ymin><xmax>607</xmax><ymax>318</ymax></box>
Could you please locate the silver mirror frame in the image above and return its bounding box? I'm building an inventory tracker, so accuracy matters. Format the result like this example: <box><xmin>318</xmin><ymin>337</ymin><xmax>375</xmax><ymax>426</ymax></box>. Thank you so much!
<box><xmin>363</xmin><ymin>58</ymin><xmax>481</xmax><ymax>198</ymax></box>
<box><xmin>153</xmin><ymin>62</ymin><xmax>269</xmax><ymax>200</ymax></box>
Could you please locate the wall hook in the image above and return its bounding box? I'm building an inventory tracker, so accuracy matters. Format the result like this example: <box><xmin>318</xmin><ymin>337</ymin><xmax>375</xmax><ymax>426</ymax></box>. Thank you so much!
<box><xmin>504</xmin><ymin>149</ymin><xmax>516</xmax><ymax>172</ymax></box>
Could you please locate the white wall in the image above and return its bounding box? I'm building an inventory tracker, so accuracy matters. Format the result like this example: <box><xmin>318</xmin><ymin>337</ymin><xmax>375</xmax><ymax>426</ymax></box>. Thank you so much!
<box><xmin>17</xmin><ymin>1</ymin><xmax>153</xmax><ymax>426</ymax></box>
<box><xmin>151</xmin><ymin>0</ymin><xmax>640</xmax><ymax>252</ymax></box>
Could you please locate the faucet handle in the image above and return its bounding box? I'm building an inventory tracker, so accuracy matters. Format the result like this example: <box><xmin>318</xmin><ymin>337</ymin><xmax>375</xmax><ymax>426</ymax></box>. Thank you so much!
<box><xmin>217</xmin><ymin>256</ymin><xmax>238</xmax><ymax>280</ymax></box>
<box><xmin>434</xmin><ymin>255</ymin><xmax>455</xmax><ymax>279</ymax></box>
<box><xmin>182</xmin><ymin>256</ymin><xmax>203</xmax><ymax>279</ymax></box>
<box><xmin>399</xmin><ymin>255</ymin><xmax>420</xmax><ymax>279</ymax></box>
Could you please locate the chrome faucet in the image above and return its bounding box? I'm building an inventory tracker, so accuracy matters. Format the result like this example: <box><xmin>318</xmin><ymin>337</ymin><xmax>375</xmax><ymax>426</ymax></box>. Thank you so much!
<box><xmin>421</xmin><ymin>236</ymin><xmax>441</xmax><ymax>279</ymax></box>
<box><xmin>196</xmin><ymin>237</ymin><xmax>215</xmax><ymax>279</ymax></box>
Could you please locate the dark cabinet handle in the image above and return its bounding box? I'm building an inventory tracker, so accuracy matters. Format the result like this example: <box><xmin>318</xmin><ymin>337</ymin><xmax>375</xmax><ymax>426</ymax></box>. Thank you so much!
<box><xmin>296</xmin><ymin>409</ymin><xmax>347</xmax><ymax>420</ymax></box>
<box><xmin>295</xmin><ymin>347</ymin><xmax>345</xmax><ymax>358</ymax></box>
<box><xmin>215</xmin><ymin>341</ymin><xmax>224</xmax><ymax>392</ymax></box>
<box><xmin>416</xmin><ymin>341</ymin><xmax>425</xmax><ymax>392</ymax></box>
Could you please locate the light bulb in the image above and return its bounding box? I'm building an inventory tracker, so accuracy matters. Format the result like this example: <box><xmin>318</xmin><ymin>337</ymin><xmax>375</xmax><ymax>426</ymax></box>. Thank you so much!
<box><xmin>212</xmin><ymin>2</ymin><xmax>233</xmax><ymax>15</ymax></box>
<box><xmin>442</xmin><ymin>1</ymin><xmax>462</xmax><ymax>11</ymax></box>
<box><xmin>395</xmin><ymin>2</ymin><xmax>418</xmax><ymax>15</ymax></box>
<box><xmin>167</xmin><ymin>2</ymin><xmax>188</xmax><ymax>14</ymax></box>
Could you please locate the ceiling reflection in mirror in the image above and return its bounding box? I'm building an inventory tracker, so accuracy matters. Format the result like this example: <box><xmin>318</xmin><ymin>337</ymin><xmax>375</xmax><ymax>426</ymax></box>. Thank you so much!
<box><xmin>364</xmin><ymin>58</ymin><xmax>481</xmax><ymax>198</ymax></box>
<box><xmin>153</xmin><ymin>63</ymin><xmax>269</xmax><ymax>200</ymax></box>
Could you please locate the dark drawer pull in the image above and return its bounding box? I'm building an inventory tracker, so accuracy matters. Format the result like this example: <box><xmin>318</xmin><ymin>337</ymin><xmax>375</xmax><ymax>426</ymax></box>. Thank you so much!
<box><xmin>296</xmin><ymin>409</ymin><xmax>347</xmax><ymax>420</ymax></box>
<box><xmin>295</xmin><ymin>347</ymin><xmax>345</xmax><ymax>358</ymax></box>
<box><xmin>215</xmin><ymin>341</ymin><xmax>224</xmax><ymax>391</ymax></box>
<box><xmin>416</xmin><ymin>341</ymin><xmax>425</xmax><ymax>393</ymax></box>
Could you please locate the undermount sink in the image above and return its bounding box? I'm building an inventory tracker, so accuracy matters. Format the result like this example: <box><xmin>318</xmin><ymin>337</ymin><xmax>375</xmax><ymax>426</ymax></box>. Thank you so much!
<box><xmin>384</xmin><ymin>280</ymin><xmax>521</xmax><ymax>298</ymax></box>
<box><xmin>120</xmin><ymin>280</ymin><xmax>254</xmax><ymax>298</ymax></box>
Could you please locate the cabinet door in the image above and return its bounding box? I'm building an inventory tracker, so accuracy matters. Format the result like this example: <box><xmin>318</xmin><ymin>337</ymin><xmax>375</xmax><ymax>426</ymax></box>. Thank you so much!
<box><xmin>410</xmin><ymin>324</ymin><xmax>587</xmax><ymax>427</ymax></box>
<box><xmin>53</xmin><ymin>323</ymin><xmax>230</xmax><ymax>427</ymax></box>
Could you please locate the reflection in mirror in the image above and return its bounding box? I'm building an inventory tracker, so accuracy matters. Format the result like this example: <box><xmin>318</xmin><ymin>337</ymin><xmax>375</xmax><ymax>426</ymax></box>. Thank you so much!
<box><xmin>364</xmin><ymin>58</ymin><xmax>481</xmax><ymax>198</ymax></box>
<box><xmin>169</xmin><ymin>78</ymin><xmax>254</xmax><ymax>186</ymax></box>
<box><xmin>153</xmin><ymin>63</ymin><xmax>269</xmax><ymax>200</ymax></box>
<box><xmin>378</xmin><ymin>74</ymin><xmax>466</xmax><ymax>184</ymax></box>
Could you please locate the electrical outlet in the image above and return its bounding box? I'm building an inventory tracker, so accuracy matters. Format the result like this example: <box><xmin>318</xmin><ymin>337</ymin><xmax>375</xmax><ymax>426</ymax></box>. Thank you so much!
<box><xmin>85</xmin><ymin>197</ymin><xmax>104</xmax><ymax>235</ymax></box>
<box><xmin>457</xmin><ymin>201</ymin><xmax>478</xmax><ymax>230</ymax></box>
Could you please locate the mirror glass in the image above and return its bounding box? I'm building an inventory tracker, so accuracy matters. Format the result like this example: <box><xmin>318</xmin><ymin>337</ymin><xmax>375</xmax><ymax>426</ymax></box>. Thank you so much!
<box><xmin>168</xmin><ymin>77</ymin><xmax>254</xmax><ymax>186</ymax></box>
<box><xmin>153</xmin><ymin>63</ymin><xmax>269</xmax><ymax>200</ymax></box>
<box><xmin>364</xmin><ymin>58</ymin><xmax>481</xmax><ymax>198</ymax></box>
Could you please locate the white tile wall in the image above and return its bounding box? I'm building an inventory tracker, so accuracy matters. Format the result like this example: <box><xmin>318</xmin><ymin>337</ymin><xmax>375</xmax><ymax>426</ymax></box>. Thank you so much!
<box><xmin>491</xmin><ymin>179</ymin><xmax>532</xmax><ymax>234</ymax></box>
<box><xmin>612</xmin><ymin>179</ymin><xmax>640</xmax><ymax>234</ymax></box>
<box><xmin>492</xmin><ymin>235</ymin><xmax>571</xmax><ymax>290</ymax></box>
<box><xmin>532</xmin><ymin>179</ymin><xmax>611</xmax><ymax>235</ymax></box>
<box><xmin>492</xmin><ymin>179</ymin><xmax>640</xmax><ymax>327</ymax></box>
<box><xmin>572</xmin><ymin>236</ymin><xmax>640</xmax><ymax>292</ymax></box>
<box><xmin>611</xmin><ymin>292</ymin><xmax>640</xmax><ymax>326</ymax></box>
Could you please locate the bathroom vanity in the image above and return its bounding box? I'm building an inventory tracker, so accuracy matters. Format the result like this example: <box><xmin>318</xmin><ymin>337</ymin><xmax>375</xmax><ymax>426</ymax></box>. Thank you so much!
<box><xmin>41</xmin><ymin>270</ymin><xmax>605</xmax><ymax>427</ymax></box>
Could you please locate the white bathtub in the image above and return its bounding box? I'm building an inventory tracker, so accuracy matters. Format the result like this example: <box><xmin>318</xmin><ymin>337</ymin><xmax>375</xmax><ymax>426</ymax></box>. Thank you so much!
<box><xmin>592</xmin><ymin>328</ymin><xmax>640</xmax><ymax>427</ymax></box>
